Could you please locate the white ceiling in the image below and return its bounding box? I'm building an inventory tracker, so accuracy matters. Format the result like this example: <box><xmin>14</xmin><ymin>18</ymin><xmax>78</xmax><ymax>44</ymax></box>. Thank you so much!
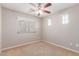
<box><xmin>1</xmin><ymin>3</ymin><xmax>78</xmax><ymax>17</ymax></box>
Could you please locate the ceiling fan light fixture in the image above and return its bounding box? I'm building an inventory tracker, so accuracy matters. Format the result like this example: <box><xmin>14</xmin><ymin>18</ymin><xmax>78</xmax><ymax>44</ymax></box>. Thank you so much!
<box><xmin>38</xmin><ymin>10</ymin><xmax>43</xmax><ymax>14</ymax></box>
<box><xmin>36</xmin><ymin>10</ymin><xmax>43</xmax><ymax>16</ymax></box>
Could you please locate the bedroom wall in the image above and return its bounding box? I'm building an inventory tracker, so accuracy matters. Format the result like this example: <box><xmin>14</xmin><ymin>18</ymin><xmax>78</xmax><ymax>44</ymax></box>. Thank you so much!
<box><xmin>42</xmin><ymin>4</ymin><xmax>79</xmax><ymax>51</ymax></box>
<box><xmin>2</xmin><ymin>7</ymin><xmax>41</xmax><ymax>49</ymax></box>
<box><xmin>0</xmin><ymin>5</ymin><xmax>2</xmax><ymax>52</ymax></box>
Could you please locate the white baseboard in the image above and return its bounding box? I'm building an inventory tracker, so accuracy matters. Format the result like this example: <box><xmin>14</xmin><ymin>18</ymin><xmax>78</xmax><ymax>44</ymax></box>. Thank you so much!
<box><xmin>2</xmin><ymin>40</ymin><xmax>41</xmax><ymax>52</ymax></box>
<box><xmin>43</xmin><ymin>40</ymin><xmax>79</xmax><ymax>54</ymax></box>
<box><xmin>0</xmin><ymin>50</ymin><xmax>1</xmax><ymax>53</ymax></box>
<box><xmin>1</xmin><ymin>40</ymin><xmax>79</xmax><ymax>54</ymax></box>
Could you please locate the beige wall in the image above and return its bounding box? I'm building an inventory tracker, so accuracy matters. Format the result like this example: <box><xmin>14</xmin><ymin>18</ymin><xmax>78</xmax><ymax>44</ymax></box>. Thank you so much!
<box><xmin>2</xmin><ymin>4</ymin><xmax>79</xmax><ymax>52</ymax></box>
<box><xmin>42</xmin><ymin>4</ymin><xmax>79</xmax><ymax>51</ymax></box>
<box><xmin>2</xmin><ymin>7</ymin><xmax>41</xmax><ymax>49</ymax></box>
<box><xmin>0</xmin><ymin>5</ymin><xmax>2</xmax><ymax>52</ymax></box>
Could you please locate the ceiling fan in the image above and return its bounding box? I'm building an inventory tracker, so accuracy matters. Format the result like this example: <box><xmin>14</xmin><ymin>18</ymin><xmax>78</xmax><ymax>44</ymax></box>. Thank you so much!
<box><xmin>29</xmin><ymin>3</ymin><xmax>52</xmax><ymax>16</ymax></box>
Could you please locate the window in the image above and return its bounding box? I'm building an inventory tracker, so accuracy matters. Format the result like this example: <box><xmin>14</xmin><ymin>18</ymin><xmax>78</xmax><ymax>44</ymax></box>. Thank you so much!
<box><xmin>62</xmin><ymin>14</ymin><xmax>69</xmax><ymax>24</ymax></box>
<box><xmin>48</xmin><ymin>19</ymin><xmax>51</xmax><ymax>26</ymax></box>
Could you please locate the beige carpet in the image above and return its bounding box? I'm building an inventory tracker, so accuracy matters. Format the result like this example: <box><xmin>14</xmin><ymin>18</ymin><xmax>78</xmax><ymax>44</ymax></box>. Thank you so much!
<box><xmin>1</xmin><ymin>41</ymin><xmax>79</xmax><ymax>56</ymax></box>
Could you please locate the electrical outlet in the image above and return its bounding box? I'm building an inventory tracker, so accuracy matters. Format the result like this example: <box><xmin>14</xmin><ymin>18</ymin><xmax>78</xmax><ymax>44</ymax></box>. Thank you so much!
<box><xmin>70</xmin><ymin>43</ymin><xmax>72</xmax><ymax>46</ymax></box>
<box><xmin>76</xmin><ymin>43</ymin><xmax>79</xmax><ymax>47</ymax></box>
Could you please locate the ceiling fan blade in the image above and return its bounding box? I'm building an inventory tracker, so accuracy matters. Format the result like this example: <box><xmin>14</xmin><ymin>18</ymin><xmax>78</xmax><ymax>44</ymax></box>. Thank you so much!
<box><xmin>29</xmin><ymin>3</ymin><xmax>36</xmax><ymax>7</ymax></box>
<box><xmin>28</xmin><ymin>9</ymin><xmax>35</xmax><ymax>13</ymax></box>
<box><xmin>38</xmin><ymin>3</ymin><xmax>41</xmax><ymax>7</ymax></box>
<box><xmin>30</xmin><ymin>8</ymin><xmax>35</xmax><ymax>11</ymax></box>
<box><xmin>43</xmin><ymin>10</ymin><xmax>51</xmax><ymax>14</ymax></box>
<box><xmin>44</xmin><ymin>3</ymin><xmax>52</xmax><ymax>8</ymax></box>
